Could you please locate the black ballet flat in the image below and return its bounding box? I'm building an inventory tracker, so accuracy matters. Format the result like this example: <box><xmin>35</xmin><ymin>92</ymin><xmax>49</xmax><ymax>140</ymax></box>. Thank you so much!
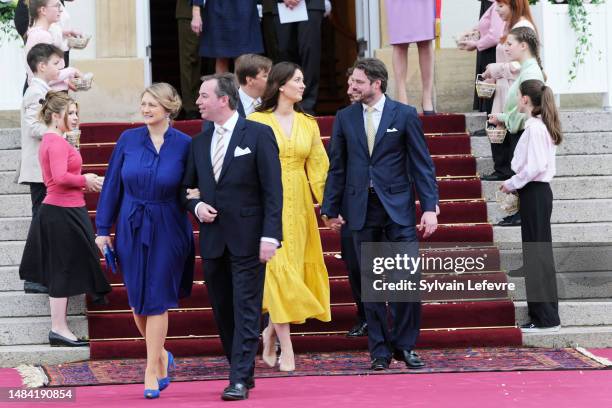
<box><xmin>48</xmin><ymin>331</ymin><xmax>89</xmax><ymax>347</ymax></box>
<box><xmin>423</xmin><ymin>110</ymin><xmax>436</xmax><ymax>116</ymax></box>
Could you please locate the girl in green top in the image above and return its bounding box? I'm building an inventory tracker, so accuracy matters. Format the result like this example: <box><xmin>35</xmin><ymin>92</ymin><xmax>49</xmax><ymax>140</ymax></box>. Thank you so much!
<box><xmin>488</xmin><ymin>26</ymin><xmax>545</xmax><ymax>226</ymax></box>
<box><xmin>489</xmin><ymin>26</ymin><xmax>545</xmax><ymax>134</ymax></box>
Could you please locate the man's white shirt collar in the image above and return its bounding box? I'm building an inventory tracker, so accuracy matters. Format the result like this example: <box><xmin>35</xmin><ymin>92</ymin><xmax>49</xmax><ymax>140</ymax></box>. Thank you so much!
<box><xmin>215</xmin><ymin>110</ymin><xmax>240</xmax><ymax>134</ymax></box>
<box><xmin>362</xmin><ymin>94</ymin><xmax>386</xmax><ymax>113</ymax></box>
<box><xmin>238</xmin><ymin>87</ymin><xmax>260</xmax><ymax>116</ymax></box>
<box><xmin>31</xmin><ymin>77</ymin><xmax>51</xmax><ymax>92</ymax></box>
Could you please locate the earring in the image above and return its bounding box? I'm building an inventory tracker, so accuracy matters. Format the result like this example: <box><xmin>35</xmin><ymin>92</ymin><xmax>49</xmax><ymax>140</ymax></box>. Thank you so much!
<box><xmin>279</xmin><ymin>88</ymin><xmax>284</xmax><ymax>93</ymax></box>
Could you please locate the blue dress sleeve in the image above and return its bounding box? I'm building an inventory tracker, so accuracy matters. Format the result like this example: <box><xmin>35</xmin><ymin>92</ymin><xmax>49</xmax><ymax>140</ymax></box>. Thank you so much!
<box><xmin>95</xmin><ymin>132</ymin><xmax>127</xmax><ymax>236</ymax></box>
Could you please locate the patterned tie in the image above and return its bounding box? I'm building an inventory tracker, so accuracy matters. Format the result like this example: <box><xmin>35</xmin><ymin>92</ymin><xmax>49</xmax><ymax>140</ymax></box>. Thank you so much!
<box><xmin>212</xmin><ymin>126</ymin><xmax>227</xmax><ymax>182</ymax></box>
<box><xmin>366</xmin><ymin>106</ymin><xmax>376</xmax><ymax>156</ymax></box>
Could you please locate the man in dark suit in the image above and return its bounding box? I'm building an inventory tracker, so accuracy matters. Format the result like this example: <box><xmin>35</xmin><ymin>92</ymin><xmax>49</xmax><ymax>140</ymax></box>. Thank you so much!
<box><xmin>261</xmin><ymin>0</ymin><xmax>329</xmax><ymax>114</ymax></box>
<box><xmin>321</xmin><ymin>58</ymin><xmax>439</xmax><ymax>371</ymax></box>
<box><xmin>182</xmin><ymin>73</ymin><xmax>283</xmax><ymax>401</ymax></box>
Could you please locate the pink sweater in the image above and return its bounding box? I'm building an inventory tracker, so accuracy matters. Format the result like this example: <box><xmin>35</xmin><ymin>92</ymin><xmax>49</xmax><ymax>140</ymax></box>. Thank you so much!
<box><xmin>39</xmin><ymin>132</ymin><xmax>86</xmax><ymax>207</ymax></box>
<box><xmin>25</xmin><ymin>27</ymin><xmax>76</xmax><ymax>91</ymax></box>
<box><xmin>485</xmin><ymin>19</ymin><xmax>535</xmax><ymax>113</ymax></box>
<box><xmin>476</xmin><ymin>1</ymin><xmax>504</xmax><ymax>51</ymax></box>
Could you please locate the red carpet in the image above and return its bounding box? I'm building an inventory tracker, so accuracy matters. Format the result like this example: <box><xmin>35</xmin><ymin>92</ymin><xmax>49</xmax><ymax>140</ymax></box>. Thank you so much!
<box><xmin>6</xmin><ymin>369</ymin><xmax>612</xmax><ymax>408</ymax></box>
<box><xmin>79</xmin><ymin>114</ymin><xmax>520</xmax><ymax>359</ymax></box>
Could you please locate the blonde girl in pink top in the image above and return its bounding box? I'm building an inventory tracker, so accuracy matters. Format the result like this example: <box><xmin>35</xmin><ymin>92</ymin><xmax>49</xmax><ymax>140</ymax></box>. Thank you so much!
<box><xmin>24</xmin><ymin>0</ymin><xmax>81</xmax><ymax>91</ymax></box>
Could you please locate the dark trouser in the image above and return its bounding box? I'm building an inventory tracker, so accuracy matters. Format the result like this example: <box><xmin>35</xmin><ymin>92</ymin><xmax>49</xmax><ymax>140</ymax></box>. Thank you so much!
<box><xmin>177</xmin><ymin>18</ymin><xmax>202</xmax><ymax>116</ymax></box>
<box><xmin>492</xmin><ymin>128</ymin><xmax>524</xmax><ymax>178</ymax></box>
<box><xmin>352</xmin><ymin>192</ymin><xmax>421</xmax><ymax>359</ymax></box>
<box><xmin>29</xmin><ymin>183</ymin><xmax>46</xmax><ymax>219</ymax></box>
<box><xmin>341</xmin><ymin>224</ymin><xmax>365</xmax><ymax>323</ymax></box>
<box><xmin>518</xmin><ymin>182</ymin><xmax>560</xmax><ymax>327</ymax></box>
<box><xmin>203</xmin><ymin>248</ymin><xmax>265</xmax><ymax>384</ymax></box>
<box><xmin>263</xmin><ymin>11</ymin><xmax>322</xmax><ymax>114</ymax></box>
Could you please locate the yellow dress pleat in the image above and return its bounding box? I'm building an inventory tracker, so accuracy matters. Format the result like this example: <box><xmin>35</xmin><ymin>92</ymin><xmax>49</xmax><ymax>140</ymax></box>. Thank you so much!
<box><xmin>248</xmin><ymin>111</ymin><xmax>331</xmax><ymax>324</ymax></box>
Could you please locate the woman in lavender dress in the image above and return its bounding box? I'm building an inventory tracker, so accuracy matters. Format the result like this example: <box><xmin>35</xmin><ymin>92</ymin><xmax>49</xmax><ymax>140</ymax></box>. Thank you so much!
<box><xmin>385</xmin><ymin>0</ymin><xmax>436</xmax><ymax>113</ymax></box>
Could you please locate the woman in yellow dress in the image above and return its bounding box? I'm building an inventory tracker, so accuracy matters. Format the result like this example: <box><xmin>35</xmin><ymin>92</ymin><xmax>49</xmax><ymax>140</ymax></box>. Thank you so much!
<box><xmin>249</xmin><ymin>62</ymin><xmax>331</xmax><ymax>372</ymax></box>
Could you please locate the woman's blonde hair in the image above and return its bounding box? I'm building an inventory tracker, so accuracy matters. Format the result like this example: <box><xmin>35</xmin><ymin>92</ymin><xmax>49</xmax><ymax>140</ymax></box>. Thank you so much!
<box><xmin>141</xmin><ymin>83</ymin><xmax>182</xmax><ymax>120</ymax></box>
<box><xmin>63</xmin><ymin>99</ymin><xmax>80</xmax><ymax>130</ymax></box>
<box><xmin>39</xmin><ymin>90</ymin><xmax>72</xmax><ymax>126</ymax></box>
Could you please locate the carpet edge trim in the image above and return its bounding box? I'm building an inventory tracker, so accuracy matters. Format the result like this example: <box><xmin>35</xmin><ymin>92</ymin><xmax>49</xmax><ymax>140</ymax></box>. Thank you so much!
<box><xmin>16</xmin><ymin>364</ymin><xmax>48</xmax><ymax>388</ymax></box>
<box><xmin>575</xmin><ymin>347</ymin><xmax>612</xmax><ymax>367</ymax></box>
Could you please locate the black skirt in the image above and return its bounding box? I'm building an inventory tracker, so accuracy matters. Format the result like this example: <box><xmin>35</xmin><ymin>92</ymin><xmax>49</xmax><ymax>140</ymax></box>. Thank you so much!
<box><xmin>19</xmin><ymin>204</ymin><xmax>111</xmax><ymax>299</ymax></box>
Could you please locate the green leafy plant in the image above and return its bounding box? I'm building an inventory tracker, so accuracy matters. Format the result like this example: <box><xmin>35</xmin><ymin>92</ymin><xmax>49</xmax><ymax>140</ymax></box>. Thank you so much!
<box><xmin>528</xmin><ymin>0</ymin><xmax>605</xmax><ymax>82</ymax></box>
<box><xmin>0</xmin><ymin>0</ymin><xmax>19</xmax><ymax>46</ymax></box>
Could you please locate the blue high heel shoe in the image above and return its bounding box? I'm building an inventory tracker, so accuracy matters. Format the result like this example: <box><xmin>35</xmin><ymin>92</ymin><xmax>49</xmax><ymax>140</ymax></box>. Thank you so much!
<box><xmin>144</xmin><ymin>389</ymin><xmax>160</xmax><ymax>399</ymax></box>
<box><xmin>158</xmin><ymin>351</ymin><xmax>176</xmax><ymax>391</ymax></box>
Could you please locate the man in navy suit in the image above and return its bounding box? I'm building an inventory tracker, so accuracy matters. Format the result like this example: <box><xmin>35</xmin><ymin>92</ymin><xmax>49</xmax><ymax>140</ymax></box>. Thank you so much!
<box><xmin>321</xmin><ymin>58</ymin><xmax>439</xmax><ymax>370</ymax></box>
<box><xmin>181</xmin><ymin>73</ymin><xmax>283</xmax><ymax>400</ymax></box>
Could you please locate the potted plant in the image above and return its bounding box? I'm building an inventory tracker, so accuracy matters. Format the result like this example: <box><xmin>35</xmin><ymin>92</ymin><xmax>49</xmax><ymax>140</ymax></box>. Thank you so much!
<box><xmin>0</xmin><ymin>0</ymin><xmax>18</xmax><ymax>46</ymax></box>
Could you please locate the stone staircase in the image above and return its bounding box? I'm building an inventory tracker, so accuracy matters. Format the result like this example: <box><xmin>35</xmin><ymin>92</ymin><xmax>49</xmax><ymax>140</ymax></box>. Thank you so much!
<box><xmin>472</xmin><ymin>110</ymin><xmax>612</xmax><ymax>347</ymax></box>
<box><xmin>0</xmin><ymin>128</ymin><xmax>89</xmax><ymax>367</ymax></box>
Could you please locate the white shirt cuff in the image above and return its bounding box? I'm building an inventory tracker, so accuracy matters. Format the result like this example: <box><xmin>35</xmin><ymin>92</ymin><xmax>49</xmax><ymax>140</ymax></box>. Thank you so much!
<box><xmin>261</xmin><ymin>237</ymin><xmax>280</xmax><ymax>248</ymax></box>
<box><xmin>194</xmin><ymin>201</ymin><xmax>205</xmax><ymax>223</ymax></box>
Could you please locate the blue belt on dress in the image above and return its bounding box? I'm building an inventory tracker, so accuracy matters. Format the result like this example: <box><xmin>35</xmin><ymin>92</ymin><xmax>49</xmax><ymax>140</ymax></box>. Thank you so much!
<box><xmin>127</xmin><ymin>195</ymin><xmax>174</xmax><ymax>247</ymax></box>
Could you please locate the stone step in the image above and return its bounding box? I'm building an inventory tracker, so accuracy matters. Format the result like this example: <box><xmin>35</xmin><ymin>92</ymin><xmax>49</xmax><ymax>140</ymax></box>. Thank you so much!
<box><xmin>0</xmin><ymin>292</ymin><xmax>86</xmax><ymax>317</ymax></box>
<box><xmin>0</xmin><ymin>194</ymin><xmax>31</xmax><ymax>217</ymax></box>
<box><xmin>515</xmin><ymin>300</ymin><xmax>612</xmax><ymax>326</ymax></box>
<box><xmin>482</xmin><ymin>176</ymin><xmax>612</xmax><ymax>201</ymax></box>
<box><xmin>494</xmin><ymin>222</ymin><xmax>612</xmax><ymax>244</ymax></box>
<box><xmin>0</xmin><ymin>344</ymin><xmax>89</xmax><ymax>368</ymax></box>
<box><xmin>468</xmin><ymin>111</ymin><xmax>612</xmax><ymax>134</ymax></box>
<box><xmin>0</xmin><ymin>316</ymin><xmax>88</xmax><ymax>346</ymax></box>
<box><xmin>559</xmin><ymin>111</ymin><xmax>612</xmax><ymax>133</ymax></box>
<box><xmin>471</xmin><ymin>132</ymin><xmax>612</xmax><ymax>158</ymax></box>
<box><xmin>0</xmin><ymin>266</ymin><xmax>22</xmax><ymax>291</ymax></box>
<box><xmin>0</xmin><ymin>150</ymin><xmax>20</xmax><ymax>171</ymax></box>
<box><xmin>509</xmin><ymin>272</ymin><xmax>612</xmax><ymax>301</ymax></box>
<box><xmin>477</xmin><ymin>154</ymin><xmax>612</xmax><ymax>177</ymax></box>
<box><xmin>0</xmin><ymin>241</ymin><xmax>26</xmax><ymax>266</ymax></box>
<box><xmin>0</xmin><ymin>217</ymin><xmax>30</xmax><ymax>241</ymax></box>
<box><xmin>522</xmin><ymin>325</ymin><xmax>612</xmax><ymax>348</ymax></box>
<box><xmin>0</xmin><ymin>128</ymin><xmax>20</xmax><ymax>150</ymax></box>
<box><xmin>0</xmin><ymin>171</ymin><xmax>29</xmax><ymax>194</ymax></box>
<box><xmin>500</xmin><ymin>245</ymin><xmax>612</xmax><ymax>273</ymax></box>
<box><xmin>486</xmin><ymin>199</ymin><xmax>612</xmax><ymax>224</ymax></box>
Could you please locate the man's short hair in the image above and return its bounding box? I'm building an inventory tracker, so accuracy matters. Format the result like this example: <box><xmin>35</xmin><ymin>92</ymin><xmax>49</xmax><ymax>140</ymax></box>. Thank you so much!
<box><xmin>27</xmin><ymin>43</ymin><xmax>64</xmax><ymax>73</ymax></box>
<box><xmin>234</xmin><ymin>54</ymin><xmax>272</xmax><ymax>85</ymax></box>
<box><xmin>352</xmin><ymin>58</ymin><xmax>388</xmax><ymax>93</ymax></box>
<box><xmin>201</xmin><ymin>73</ymin><xmax>240</xmax><ymax>110</ymax></box>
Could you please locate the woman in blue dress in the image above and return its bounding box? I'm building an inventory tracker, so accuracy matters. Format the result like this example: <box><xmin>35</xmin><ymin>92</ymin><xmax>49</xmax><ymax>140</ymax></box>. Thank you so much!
<box><xmin>190</xmin><ymin>0</ymin><xmax>264</xmax><ymax>73</ymax></box>
<box><xmin>95</xmin><ymin>83</ymin><xmax>194</xmax><ymax>399</ymax></box>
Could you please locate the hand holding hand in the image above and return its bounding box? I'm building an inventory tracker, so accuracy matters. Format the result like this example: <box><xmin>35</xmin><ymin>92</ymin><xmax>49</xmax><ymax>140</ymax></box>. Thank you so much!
<box><xmin>84</xmin><ymin>173</ymin><xmax>103</xmax><ymax>192</ymax></box>
<box><xmin>418</xmin><ymin>211</ymin><xmax>438</xmax><ymax>239</ymax></box>
<box><xmin>196</xmin><ymin>202</ymin><xmax>218</xmax><ymax>223</ymax></box>
<box><xmin>260</xmin><ymin>241</ymin><xmax>277</xmax><ymax>263</ymax></box>
<box><xmin>323</xmin><ymin>214</ymin><xmax>345</xmax><ymax>232</ymax></box>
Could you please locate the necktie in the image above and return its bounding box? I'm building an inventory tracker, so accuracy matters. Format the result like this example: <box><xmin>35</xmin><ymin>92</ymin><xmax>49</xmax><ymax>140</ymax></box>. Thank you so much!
<box><xmin>212</xmin><ymin>126</ymin><xmax>227</xmax><ymax>182</ymax></box>
<box><xmin>366</xmin><ymin>106</ymin><xmax>376</xmax><ymax>155</ymax></box>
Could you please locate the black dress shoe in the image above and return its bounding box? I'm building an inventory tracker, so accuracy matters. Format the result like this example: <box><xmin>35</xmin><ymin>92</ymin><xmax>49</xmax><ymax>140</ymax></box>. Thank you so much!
<box><xmin>24</xmin><ymin>281</ymin><xmax>48</xmax><ymax>294</ymax></box>
<box><xmin>347</xmin><ymin>322</ymin><xmax>368</xmax><ymax>337</ymax></box>
<box><xmin>48</xmin><ymin>331</ymin><xmax>88</xmax><ymax>347</ymax></box>
<box><xmin>481</xmin><ymin>172</ymin><xmax>509</xmax><ymax>181</ymax></box>
<box><xmin>507</xmin><ymin>266</ymin><xmax>525</xmax><ymax>277</ymax></box>
<box><xmin>221</xmin><ymin>383</ymin><xmax>249</xmax><ymax>401</ymax></box>
<box><xmin>370</xmin><ymin>357</ymin><xmax>390</xmax><ymax>371</ymax></box>
<box><xmin>393</xmin><ymin>349</ymin><xmax>425</xmax><ymax>369</ymax></box>
<box><xmin>423</xmin><ymin>110</ymin><xmax>436</xmax><ymax>116</ymax></box>
<box><xmin>498</xmin><ymin>213</ymin><xmax>521</xmax><ymax>226</ymax></box>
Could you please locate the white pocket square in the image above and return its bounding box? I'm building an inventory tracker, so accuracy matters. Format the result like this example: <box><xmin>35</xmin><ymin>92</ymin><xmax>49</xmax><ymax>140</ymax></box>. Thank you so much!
<box><xmin>234</xmin><ymin>146</ymin><xmax>252</xmax><ymax>157</ymax></box>
<box><xmin>386</xmin><ymin>128</ymin><xmax>398</xmax><ymax>133</ymax></box>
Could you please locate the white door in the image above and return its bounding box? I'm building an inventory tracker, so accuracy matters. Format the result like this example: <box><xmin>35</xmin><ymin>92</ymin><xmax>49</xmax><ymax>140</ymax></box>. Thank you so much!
<box><xmin>355</xmin><ymin>0</ymin><xmax>381</xmax><ymax>57</ymax></box>
<box><xmin>135</xmin><ymin>0</ymin><xmax>152</xmax><ymax>87</ymax></box>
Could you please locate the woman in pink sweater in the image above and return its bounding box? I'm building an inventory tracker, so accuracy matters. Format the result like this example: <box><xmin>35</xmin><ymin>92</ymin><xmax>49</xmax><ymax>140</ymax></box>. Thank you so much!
<box><xmin>480</xmin><ymin>0</ymin><xmax>536</xmax><ymax>182</ymax></box>
<box><xmin>19</xmin><ymin>91</ymin><xmax>110</xmax><ymax>347</ymax></box>
<box><xmin>24</xmin><ymin>0</ymin><xmax>80</xmax><ymax>92</ymax></box>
